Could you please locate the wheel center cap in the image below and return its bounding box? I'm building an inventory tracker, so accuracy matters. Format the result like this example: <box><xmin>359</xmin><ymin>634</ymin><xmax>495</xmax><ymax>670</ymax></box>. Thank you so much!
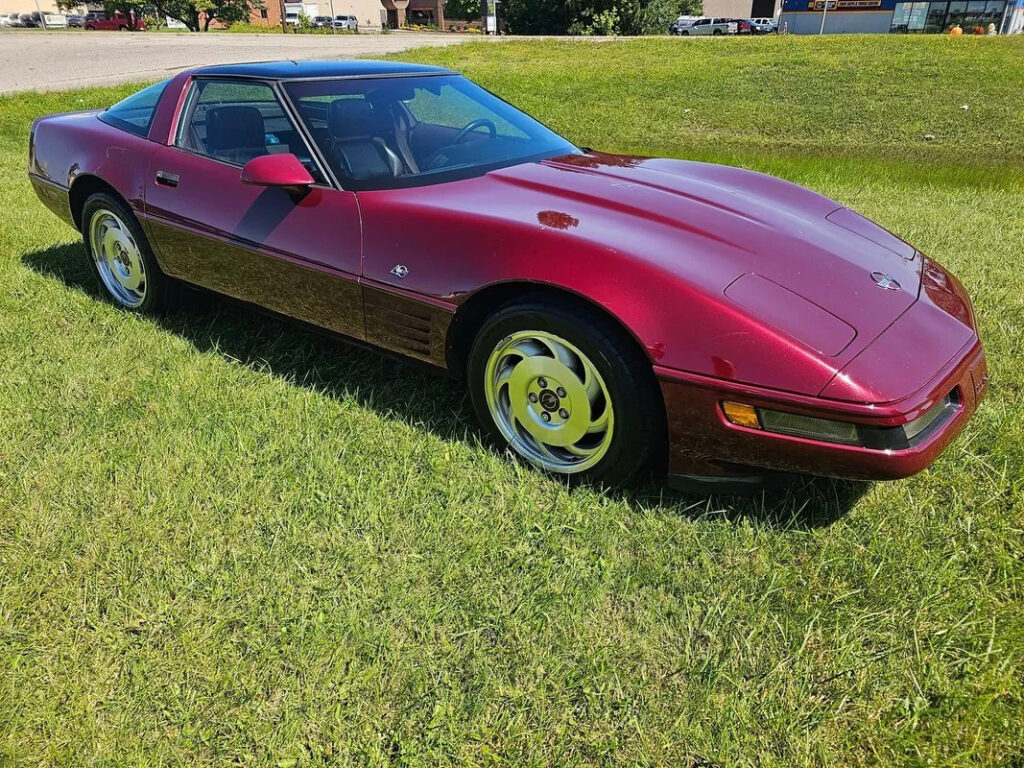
<box><xmin>538</xmin><ymin>389</ymin><xmax>560</xmax><ymax>411</ymax></box>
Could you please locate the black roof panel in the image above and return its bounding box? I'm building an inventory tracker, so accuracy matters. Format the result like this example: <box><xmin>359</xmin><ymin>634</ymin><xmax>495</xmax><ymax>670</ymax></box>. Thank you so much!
<box><xmin>192</xmin><ymin>59</ymin><xmax>453</xmax><ymax>79</ymax></box>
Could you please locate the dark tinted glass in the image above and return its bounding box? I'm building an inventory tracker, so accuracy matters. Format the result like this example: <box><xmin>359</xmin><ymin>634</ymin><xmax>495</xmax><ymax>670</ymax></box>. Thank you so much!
<box><xmin>99</xmin><ymin>79</ymin><xmax>169</xmax><ymax>138</ymax></box>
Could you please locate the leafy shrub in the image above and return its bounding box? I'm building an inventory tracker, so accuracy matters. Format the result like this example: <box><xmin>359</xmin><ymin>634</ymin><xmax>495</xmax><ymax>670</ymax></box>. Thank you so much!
<box><xmin>568</xmin><ymin>5</ymin><xmax>621</xmax><ymax>35</ymax></box>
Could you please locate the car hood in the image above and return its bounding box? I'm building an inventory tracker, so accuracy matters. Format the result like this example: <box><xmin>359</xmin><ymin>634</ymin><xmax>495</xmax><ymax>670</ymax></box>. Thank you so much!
<box><xmin>490</xmin><ymin>152</ymin><xmax>923</xmax><ymax>365</ymax></box>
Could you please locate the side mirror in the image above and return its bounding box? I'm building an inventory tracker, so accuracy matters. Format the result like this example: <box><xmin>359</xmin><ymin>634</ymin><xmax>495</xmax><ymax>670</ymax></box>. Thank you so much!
<box><xmin>240</xmin><ymin>153</ymin><xmax>315</xmax><ymax>193</ymax></box>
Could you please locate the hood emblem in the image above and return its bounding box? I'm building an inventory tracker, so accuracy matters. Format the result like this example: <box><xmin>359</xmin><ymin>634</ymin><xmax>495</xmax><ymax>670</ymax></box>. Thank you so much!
<box><xmin>390</xmin><ymin>264</ymin><xmax>409</xmax><ymax>279</ymax></box>
<box><xmin>871</xmin><ymin>271</ymin><xmax>902</xmax><ymax>291</ymax></box>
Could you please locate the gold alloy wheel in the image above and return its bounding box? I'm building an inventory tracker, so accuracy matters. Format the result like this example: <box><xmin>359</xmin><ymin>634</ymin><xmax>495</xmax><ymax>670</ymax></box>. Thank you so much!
<box><xmin>483</xmin><ymin>330</ymin><xmax>614</xmax><ymax>474</ymax></box>
<box><xmin>88</xmin><ymin>209</ymin><xmax>147</xmax><ymax>308</ymax></box>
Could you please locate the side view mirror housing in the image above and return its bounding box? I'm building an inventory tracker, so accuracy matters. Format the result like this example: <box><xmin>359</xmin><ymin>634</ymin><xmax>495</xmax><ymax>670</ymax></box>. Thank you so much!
<box><xmin>240</xmin><ymin>153</ymin><xmax>315</xmax><ymax>193</ymax></box>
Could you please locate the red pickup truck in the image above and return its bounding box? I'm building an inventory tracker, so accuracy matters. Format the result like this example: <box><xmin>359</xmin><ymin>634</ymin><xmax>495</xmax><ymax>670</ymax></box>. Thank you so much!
<box><xmin>84</xmin><ymin>10</ymin><xmax>146</xmax><ymax>30</ymax></box>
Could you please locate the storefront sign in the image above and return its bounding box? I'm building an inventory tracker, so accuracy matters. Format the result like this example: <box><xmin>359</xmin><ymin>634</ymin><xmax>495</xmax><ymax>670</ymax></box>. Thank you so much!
<box><xmin>808</xmin><ymin>0</ymin><xmax>881</xmax><ymax>8</ymax></box>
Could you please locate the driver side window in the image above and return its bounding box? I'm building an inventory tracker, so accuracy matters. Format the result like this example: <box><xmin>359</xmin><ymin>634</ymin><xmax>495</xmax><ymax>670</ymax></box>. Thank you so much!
<box><xmin>177</xmin><ymin>79</ymin><xmax>324</xmax><ymax>182</ymax></box>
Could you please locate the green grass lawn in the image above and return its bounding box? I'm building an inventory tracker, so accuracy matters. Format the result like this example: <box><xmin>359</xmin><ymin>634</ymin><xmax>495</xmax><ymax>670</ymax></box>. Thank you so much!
<box><xmin>1</xmin><ymin>35</ymin><xmax>1022</xmax><ymax>766</ymax></box>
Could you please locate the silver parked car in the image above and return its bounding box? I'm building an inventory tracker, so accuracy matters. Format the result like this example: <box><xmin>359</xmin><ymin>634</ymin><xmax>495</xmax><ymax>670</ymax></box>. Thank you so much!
<box><xmin>677</xmin><ymin>16</ymin><xmax>736</xmax><ymax>35</ymax></box>
<box><xmin>333</xmin><ymin>14</ymin><xmax>357</xmax><ymax>29</ymax></box>
<box><xmin>751</xmin><ymin>16</ymin><xmax>779</xmax><ymax>31</ymax></box>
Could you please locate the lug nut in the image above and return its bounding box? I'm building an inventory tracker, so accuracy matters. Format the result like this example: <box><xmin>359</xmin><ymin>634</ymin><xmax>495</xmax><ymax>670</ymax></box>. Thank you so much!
<box><xmin>541</xmin><ymin>412</ymin><xmax>551</xmax><ymax>422</ymax></box>
<box><xmin>538</xmin><ymin>377</ymin><xmax>547</xmax><ymax>388</ymax></box>
<box><xmin>559</xmin><ymin>408</ymin><xmax>569</xmax><ymax>419</ymax></box>
<box><xmin>556</xmin><ymin>387</ymin><xmax>566</xmax><ymax>397</ymax></box>
<box><xmin>528</xmin><ymin>393</ymin><xmax>538</xmax><ymax>403</ymax></box>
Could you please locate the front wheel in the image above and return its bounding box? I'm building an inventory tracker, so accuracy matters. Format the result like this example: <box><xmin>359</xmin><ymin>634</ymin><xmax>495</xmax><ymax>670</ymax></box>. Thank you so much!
<box><xmin>467</xmin><ymin>299</ymin><xmax>664</xmax><ymax>488</ymax></box>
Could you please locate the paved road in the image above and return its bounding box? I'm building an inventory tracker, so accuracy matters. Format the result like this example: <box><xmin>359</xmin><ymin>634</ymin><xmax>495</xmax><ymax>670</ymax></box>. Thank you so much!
<box><xmin>0</xmin><ymin>31</ymin><xmax>479</xmax><ymax>94</ymax></box>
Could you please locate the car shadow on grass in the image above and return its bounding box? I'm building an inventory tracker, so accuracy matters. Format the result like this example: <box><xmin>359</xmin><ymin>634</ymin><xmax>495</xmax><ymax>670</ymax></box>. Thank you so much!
<box><xmin>24</xmin><ymin>242</ymin><xmax>868</xmax><ymax>529</ymax></box>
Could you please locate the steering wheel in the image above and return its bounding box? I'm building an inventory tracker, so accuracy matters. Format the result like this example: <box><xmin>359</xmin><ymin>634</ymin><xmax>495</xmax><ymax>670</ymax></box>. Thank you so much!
<box><xmin>452</xmin><ymin>118</ymin><xmax>497</xmax><ymax>144</ymax></box>
<box><xmin>423</xmin><ymin>118</ymin><xmax>498</xmax><ymax>171</ymax></box>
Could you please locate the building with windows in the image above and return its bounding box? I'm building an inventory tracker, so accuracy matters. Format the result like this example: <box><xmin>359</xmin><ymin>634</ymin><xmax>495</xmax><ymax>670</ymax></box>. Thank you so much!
<box><xmin>249</xmin><ymin>0</ymin><xmax>443</xmax><ymax>29</ymax></box>
<box><xmin>380</xmin><ymin>0</ymin><xmax>445</xmax><ymax>28</ymax></box>
<box><xmin>250</xmin><ymin>0</ymin><xmax>383</xmax><ymax>28</ymax></box>
<box><xmin>780</xmin><ymin>0</ymin><xmax>1022</xmax><ymax>33</ymax></box>
<box><xmin>0</xmin><ymin>0</ymin><xmax>77</xmax><ymax>15</ymax></box>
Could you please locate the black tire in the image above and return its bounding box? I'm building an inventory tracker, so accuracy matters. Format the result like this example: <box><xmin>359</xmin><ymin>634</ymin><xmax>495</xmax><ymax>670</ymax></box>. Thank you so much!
<box><xmin>713</xmin><ymin>28</ymin><xmax>723</xmax><ymax>35</ymax></box>
<box><xmin>81</xmin><ymin>192</ymin><xmax>172</xmax><ymax>313</ymax></box>
<box><xmin>467</xmin><ymin>298</ymin><xmax>665</xmax><ymax>488</ymax></box>
<box><xmin>680</xmin><ymin>29</ymin><xmax>689</xmax><ymax>35</ymax></box>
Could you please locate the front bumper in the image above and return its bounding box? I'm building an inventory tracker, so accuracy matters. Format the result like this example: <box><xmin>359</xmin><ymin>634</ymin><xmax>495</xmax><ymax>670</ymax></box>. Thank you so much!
<box><xmin>658</xmin><ymin>338</ymin><xmax>986</xmax><ymax>485</ymax></box>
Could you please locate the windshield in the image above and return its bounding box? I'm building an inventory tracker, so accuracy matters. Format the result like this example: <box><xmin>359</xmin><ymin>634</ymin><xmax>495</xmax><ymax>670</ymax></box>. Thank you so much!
<box><xmin>284</xmin><ymin>74</ymin><xmax>578</xmax><ymax>190</ymax></box>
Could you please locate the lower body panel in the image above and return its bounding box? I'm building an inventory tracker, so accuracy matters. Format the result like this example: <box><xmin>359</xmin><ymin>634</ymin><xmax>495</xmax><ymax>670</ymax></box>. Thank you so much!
<box><xmin>657</xmin><ymin>340</ymin><xmax>986</xmax><ymax>484</ymax></box>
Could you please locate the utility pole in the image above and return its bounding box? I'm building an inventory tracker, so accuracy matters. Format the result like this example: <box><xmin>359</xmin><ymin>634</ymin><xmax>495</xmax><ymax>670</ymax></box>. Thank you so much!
<box><xmin>818</xmin><ymin>0</ymin><xmax>829</xmax><ymax>33</ymax></box>
<box><xmin>280</xmin><ymin>0</ymin><xmax>287</xmax><ymax>32</ymax></box>
<box><xmin>328</xmin><ymin>0</ymin><xmax>335</xmax><ymax>33</ymax></box>
<box><xmin>33</xmin><ymin>0</ymin><xmax>47</xmax><ymax>29</ymax></box>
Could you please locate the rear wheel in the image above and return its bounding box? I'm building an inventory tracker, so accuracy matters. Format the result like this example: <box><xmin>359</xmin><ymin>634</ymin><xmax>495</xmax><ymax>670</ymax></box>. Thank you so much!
<box><xmin>713</xmin><ymin>28</ymin><xmax>723</xmax><ymax>35</ymax></box>
<box><xmin>82</xmin><ymin>192</ymin><xmax>172</xmax><ymax>313</ymax></box>
<box><xmin>467</xmin><ymin>299</ymin><xmax>664</xmax><ymax>488</ymax></box>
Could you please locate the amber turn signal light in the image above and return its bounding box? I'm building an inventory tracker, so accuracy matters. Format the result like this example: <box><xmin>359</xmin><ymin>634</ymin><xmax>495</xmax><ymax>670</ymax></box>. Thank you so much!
<box><xmin>721</xmin><ymin>401</ymin><xmax>761</xmax><ymax>429</ymax></box>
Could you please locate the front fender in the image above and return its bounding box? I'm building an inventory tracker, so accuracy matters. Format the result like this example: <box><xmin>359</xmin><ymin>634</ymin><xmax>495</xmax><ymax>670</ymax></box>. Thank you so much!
<box><xmin>358</xmin><ymin>182</ymin><xmax>841</xmax><ymax>396</ymax></box>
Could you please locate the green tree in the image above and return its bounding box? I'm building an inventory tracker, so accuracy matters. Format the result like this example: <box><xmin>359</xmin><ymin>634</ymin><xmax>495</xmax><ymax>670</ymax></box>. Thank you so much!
<box><xmin>103</xmin><ymin>0</ymin><xmax>262</xmax><ymax>30</ymax></box>
<box><xmin>629</xmin><ymin>0</ymin><xmax>702</xmax><ymax>34</ymax></box>
<box><xmin>500</xmin><ymin>0</ymin><xmax>700</xmax><ymax>35</ymax></box>
<box><xmin>445</xmin><ymin>0</ymin><xmax>482</xmax><ymax>20</ymax></box>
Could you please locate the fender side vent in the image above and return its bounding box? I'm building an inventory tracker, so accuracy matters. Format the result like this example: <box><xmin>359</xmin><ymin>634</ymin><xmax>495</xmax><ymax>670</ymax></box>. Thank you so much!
<box><xmin>364</xmin><ymin>289</ymin><xmax>451</xmax><ymax>366</ymax></box>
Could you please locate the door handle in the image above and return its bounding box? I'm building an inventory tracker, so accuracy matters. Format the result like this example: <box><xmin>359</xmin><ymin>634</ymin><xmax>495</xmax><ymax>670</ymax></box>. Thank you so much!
<box><xmin>155</xmin><ymin>171</ymin><xmax>179</xmax><ymax>188</ymax></box>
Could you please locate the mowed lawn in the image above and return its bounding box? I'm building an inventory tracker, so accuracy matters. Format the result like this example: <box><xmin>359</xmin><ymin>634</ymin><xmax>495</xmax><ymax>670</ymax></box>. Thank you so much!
<box><xmin>1</xmin><ymin>35</ymin><xmax>1022</xmax><ymax>766</ymax></box>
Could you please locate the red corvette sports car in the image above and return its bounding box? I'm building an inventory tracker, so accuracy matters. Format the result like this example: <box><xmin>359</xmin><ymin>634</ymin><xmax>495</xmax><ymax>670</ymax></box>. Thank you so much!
<box><xmin>28</xmin><ymin>61</ymin><xmax>987</xmax><ymax>490</ymax></box>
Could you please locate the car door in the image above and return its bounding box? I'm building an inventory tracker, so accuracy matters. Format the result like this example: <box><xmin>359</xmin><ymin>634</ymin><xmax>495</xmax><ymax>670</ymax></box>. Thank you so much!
<box><xmin>143</xmin><ymin>77</ymin><xmax>365</xmax><ymax>340</ymax></box>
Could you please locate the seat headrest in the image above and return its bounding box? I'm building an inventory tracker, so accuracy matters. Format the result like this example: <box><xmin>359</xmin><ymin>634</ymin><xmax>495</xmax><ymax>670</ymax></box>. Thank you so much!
<box><xmin>329</xmin><ymin>99</ymin><xmax>388</xmax><ymax>141</ymax></box>
<box><xmin>205</xmin><ymin>105</ymin><xmax>265</xmax><ymax>151</ymax></box>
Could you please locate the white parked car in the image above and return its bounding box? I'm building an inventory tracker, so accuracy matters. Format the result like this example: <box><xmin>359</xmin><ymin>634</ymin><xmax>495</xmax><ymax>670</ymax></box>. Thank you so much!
<box><xmin>668</xmin><ymin>15</ymin><xmax>700</xmax><ymax>34</ymax></box>
<box><xmin>333</xmin><ymin>14</ymin><xmax>357</xmax><ymax>30</ymax></box>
